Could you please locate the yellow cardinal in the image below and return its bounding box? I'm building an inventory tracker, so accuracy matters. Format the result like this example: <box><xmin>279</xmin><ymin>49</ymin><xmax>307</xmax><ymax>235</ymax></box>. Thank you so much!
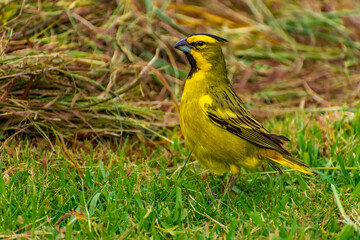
<box><xmin>174</xmin><ymin>34</ymin><xmax>312</xmax><ymax>189</ymax></box>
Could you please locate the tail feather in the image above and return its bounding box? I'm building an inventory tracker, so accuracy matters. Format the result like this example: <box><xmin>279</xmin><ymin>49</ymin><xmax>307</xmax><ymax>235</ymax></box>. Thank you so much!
<box><xmin>268</xmin><ymin>162</ymin><xmax>283</xmax><ymax>174</ymax></box>
<box><xmin>261</xmin><ymin>149</ymin><xmax>313</xmax><ymax>175</ymax></box>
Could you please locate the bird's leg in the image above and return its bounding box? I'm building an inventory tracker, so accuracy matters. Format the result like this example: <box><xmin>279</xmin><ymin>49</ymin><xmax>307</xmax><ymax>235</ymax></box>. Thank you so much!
<box><xmin>225</xmin><ymin>165</ymin><xmax>241</xmax><ymax>195</ymax></box>
<box><xmin>224</xmin><ymin>174</ymin><xmax>239</xmax><ymax>195</ymax></box>
<box><xmin>218</xmin><ymin>174</ymin><xmax>236</xmax><ymax>205</ymax></box>
<box><xmin>229</xmin><ymin>174</ymin><xmax>239</xmax><ymax>191</ymax></box>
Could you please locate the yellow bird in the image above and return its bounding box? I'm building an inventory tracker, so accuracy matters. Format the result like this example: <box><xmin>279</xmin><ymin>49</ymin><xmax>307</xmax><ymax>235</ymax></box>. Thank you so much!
<box><xmin>174</xmin><ymin>34</ymin><xmax>312</xmax><ymax>189</ymax></box>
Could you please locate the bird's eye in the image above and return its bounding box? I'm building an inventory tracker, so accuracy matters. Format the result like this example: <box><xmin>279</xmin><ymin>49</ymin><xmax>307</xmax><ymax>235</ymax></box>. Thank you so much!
<box><xmin>198</xmin><ymin>41</ymin><xmax>205</xmax><ymax>46</ymax></box>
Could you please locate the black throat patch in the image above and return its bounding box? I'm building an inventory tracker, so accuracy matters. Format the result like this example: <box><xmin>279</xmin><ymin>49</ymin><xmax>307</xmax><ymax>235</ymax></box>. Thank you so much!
<box><xmin>185</xmin><ymin>52</ymin><xmax>197</xmax><ymax>78</ymax></box>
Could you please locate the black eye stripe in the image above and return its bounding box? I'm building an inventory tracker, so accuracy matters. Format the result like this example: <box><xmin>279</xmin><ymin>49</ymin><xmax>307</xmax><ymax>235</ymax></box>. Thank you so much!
<box><xmin>189</xmin><ymin>41</ymin><xmax>205</xmax><ymax>47</ymax></box>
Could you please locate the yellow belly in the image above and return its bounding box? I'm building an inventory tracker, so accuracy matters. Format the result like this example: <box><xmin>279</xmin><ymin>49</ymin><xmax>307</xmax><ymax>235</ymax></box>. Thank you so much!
<box><xmin>180</xmin><ymin>92</ymin><xmax>262</xmax><ymax>175</ymax></box>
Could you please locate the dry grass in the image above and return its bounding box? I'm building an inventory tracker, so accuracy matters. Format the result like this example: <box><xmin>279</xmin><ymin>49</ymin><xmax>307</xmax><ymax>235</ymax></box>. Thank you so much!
<box><xmin>1</xmin><ymin>1</ymin><xmax>360</xmax><ymax>238</ymax></box>
<box><xmin>1</xmin><ymin>0</ymin><xmax>360</xmax><ymax>144</ymax></box>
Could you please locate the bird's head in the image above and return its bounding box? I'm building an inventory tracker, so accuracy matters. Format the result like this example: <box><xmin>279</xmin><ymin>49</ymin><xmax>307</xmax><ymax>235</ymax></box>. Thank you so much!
<box><xmin>174</xmin><ymin>34</ymin><xmax>228</xmax><ymax>77</ymax></box>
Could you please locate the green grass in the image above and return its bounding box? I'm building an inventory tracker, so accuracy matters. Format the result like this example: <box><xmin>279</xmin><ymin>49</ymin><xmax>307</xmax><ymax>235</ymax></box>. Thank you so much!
<box><xmin>1</xmin><ymin>109</ymin><xmax>359</xmax><ymax>239</ymax></box>
<box><xmin>2</xmin><ymin>0</ymin><xmax>360</xmax><ymax>239</ymax></box>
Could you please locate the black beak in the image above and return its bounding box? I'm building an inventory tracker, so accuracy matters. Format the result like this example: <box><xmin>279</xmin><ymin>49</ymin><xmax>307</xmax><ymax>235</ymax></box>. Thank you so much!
<box><xmin>174</xmin><ymin>37</ymin><xmax>191</xmax><ymax>53</ymax></box>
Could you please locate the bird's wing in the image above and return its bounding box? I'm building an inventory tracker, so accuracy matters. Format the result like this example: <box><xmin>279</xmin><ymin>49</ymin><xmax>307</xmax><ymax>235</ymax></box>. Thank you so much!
<box><xmin>201</xmin><ymin>88</ymin><xmax>292</xmax><ymax>156</ymax></box>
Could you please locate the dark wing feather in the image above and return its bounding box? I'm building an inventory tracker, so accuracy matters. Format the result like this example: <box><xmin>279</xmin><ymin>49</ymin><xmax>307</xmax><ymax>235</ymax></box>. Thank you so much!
<box><xmin>203</xmin><ymin>86</ymin><xmax>292</xmax><ymax>156</ymax></box>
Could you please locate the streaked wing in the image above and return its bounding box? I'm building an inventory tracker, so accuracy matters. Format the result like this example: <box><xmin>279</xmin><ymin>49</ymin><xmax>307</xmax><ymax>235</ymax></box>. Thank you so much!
<box><xmin>202</xmin><ymin>86</ymin><xmax>291</xmax><ymax>156</ymax></box>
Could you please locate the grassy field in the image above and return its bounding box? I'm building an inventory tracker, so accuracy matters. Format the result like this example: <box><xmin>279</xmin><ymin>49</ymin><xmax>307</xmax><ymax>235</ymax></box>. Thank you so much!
<box><xmin>1</xmin><ymin>0</ymin><xmax>360</xmax><ymax>239</ymax></box>
<box><xmin>1</xmin><ymin>111</ymin><xmax>360</xmax><ymax>239</ymax></box>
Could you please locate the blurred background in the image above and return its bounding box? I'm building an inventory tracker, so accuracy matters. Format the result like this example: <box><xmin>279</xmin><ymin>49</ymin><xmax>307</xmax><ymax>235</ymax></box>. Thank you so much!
<box><xmin>1</xmin><ymin>1</ymin><xmax>360</xmax><ymax>238</ymax></box>
<box><xmin>1</xmin><ymin>0</ymin><xmax>360</xmax><ymax>143</ymax></box>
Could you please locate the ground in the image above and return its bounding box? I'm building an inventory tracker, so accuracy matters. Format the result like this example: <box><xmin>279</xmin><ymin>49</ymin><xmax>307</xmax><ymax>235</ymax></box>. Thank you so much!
<box><xmin>1</xmin><ymin>0</ymin><xmax>360</xmax><ymax>239</ymax></box>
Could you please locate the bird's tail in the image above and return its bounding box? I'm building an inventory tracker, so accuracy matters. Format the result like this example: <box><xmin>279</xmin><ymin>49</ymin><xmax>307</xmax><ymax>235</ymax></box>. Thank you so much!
<box><xmin>261</xmin><ymin>149</ymin><xmax>313</xmax><ymax>175</ymax></box>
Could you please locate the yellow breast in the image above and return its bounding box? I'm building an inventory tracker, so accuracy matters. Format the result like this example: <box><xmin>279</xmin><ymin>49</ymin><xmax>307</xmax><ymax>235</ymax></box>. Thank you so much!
<box><xmin>180</xmin><ymin>72</ymin><xmax>262</xmax><ymax>174</ymax></box>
